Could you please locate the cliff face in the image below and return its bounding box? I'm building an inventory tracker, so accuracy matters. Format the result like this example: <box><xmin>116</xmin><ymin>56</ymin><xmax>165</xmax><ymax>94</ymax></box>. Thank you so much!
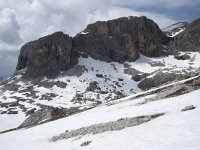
<box><xmin>173</xmin><ymin>18</ymin><xmax>200</xmax><ymax>51</ymax></box>
<box><xmin>73</xmin><ymin>16</ymin><xmax>168</xmax><ymax>62</ymax></box>
<box><xmin>16</xmin><ymin>16</ymin><xmax>176</xmax><ymax>79</ymax></box>
<box><xmin>16</xmin><ymin>32</ymin><xmax>78</xmax><ymax>79</ymax></box>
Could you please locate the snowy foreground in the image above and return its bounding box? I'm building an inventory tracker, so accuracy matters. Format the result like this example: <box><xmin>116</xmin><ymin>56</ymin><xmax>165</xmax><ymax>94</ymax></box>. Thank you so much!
<box><xmin>0</xmin><ymin>86</ymin><xmax>200</xmax><ymax>150</ymax></box>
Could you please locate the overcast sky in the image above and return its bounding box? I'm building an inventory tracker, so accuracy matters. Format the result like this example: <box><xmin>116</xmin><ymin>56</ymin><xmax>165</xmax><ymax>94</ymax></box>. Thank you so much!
<box><xmin>0</xmin><ymin>0</ymin><xmax>199</xmax><ymax>78</ymax></box>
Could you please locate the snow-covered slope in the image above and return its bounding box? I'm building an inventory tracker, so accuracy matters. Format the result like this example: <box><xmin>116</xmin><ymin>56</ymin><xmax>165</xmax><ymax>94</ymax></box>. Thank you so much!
<box><xmin>0</xmin><ymin>75</ymin><xmax>200</xmax><ymax>150</ymax></box>
<box><xmin>162</xmin><ymin>22</ymin><xmax>188</xmax><ymax>37</ymax></box>
<box><xmin>0</xmin><ymin>51</ymin><xmax>200</xmax><ymax>131</ymax></box>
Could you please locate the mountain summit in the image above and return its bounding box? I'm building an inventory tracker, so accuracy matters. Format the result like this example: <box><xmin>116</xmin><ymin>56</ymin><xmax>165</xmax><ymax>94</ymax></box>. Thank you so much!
<box><xmin>16</xmin><ymin>16</ymin><xmax>170</xmax><ymax>79</ymax></box>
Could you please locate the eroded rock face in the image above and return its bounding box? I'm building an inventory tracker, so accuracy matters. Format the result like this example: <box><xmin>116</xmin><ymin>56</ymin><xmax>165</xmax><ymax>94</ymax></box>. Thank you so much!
<box><xmin>73</xmin><ymin>16</ymin><xmax>168</xmax><ymax>62</ymax></box>
<box><xmin>174</xmin><ymin>18</ymin><xmax>200</xmax><ymax>51</ymax></box>
<box><xmin>16</xmin><ymin>32</ymin><xmax>78</xmax><ymax>79</ymax></box>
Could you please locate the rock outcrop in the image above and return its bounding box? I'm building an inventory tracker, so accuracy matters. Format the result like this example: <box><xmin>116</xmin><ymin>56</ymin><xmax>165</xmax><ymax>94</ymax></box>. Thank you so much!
<box><xmin>16</xmin><ymin>32</ymin><xmax>78</xmax><ymax>79</ymax></box>
<box><xmin>19</xmin><ymin>106</ymin><xmax>81</xmax><ymax>128</ymax></box>
<box><xmin>173</xmin><ymin>18</ymin><xmax>200</xmax><ymax>51</ymax></box>
<box><xmin>16</xmin><ymin>16</ymin><xmax>171</xmax><ymax>79</ymax></box>
<box><xmin>73</xmin><ymin>16</ymin><xmax>168</xmax><ymax>62</ymax></box>
<box><xmin>138</xmin><ymin>71</ymin><xmax>186</xmax><ymax>90</ymax></box>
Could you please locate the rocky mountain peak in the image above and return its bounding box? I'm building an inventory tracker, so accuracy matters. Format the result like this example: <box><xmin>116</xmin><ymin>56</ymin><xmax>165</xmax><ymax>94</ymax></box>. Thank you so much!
<box><xmin>16</xmin><ymin>32</ymin><xmax>78</xmax><ymax>79</ymax></box>
<box><xmin>16</xmin><ymin>16</ymin><xmax>171</xmax><ymax>79</ymax></box>
<box><xmin>73</xmin><ymin>16</ymin><xmax>168</xmax><ymax>62</ymax></box>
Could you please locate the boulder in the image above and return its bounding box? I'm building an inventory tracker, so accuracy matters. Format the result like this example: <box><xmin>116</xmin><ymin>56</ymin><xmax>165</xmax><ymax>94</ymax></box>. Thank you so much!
<box><xmin>16</xmin><ymin>32</ymin><xmax>78</xmax><ymax>79</ymax></box>
<box><xmin>73</xmin><ymin>16</ymin><xmax>168</xmax><ymax>62</ymax></box>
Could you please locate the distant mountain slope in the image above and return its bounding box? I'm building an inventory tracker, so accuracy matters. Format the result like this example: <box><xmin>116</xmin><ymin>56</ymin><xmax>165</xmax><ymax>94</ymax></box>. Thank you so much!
<box><xmin>174</xmin><ymin>18</ymin><xmax>200</xmax><ymax>52</ymax></box>
<box><xmin>162</xmin><ymin>22</ymin><xmax>189</xmax><ymax>37</ymax></box>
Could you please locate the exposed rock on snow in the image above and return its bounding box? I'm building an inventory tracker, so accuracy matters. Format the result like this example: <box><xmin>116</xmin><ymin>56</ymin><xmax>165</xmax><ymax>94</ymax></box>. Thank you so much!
<box><xmin>138</xmin><ymin>71</ymin><xmax>182</xmax><ymax>90</ymax></box>
<box><xmin>80</xmin><ymin>141</ymin><xmax>92</xmax><ymax>147</ymax></box>
<box><xmin>50</xmin><ymin>113</ymin><xmax>163</xmax><ymax>142</ymax></box>
<box><xmin>19</xmin><ymin>106</ymin><xmax>81</xmax><ymax>128</ymax></box>
<box><xmin>181</xmin><ymin>105</ymin><xmax>196</xmax><ymax>112</ymax></box>
<box><xmin>61</xmin><ymin>65</ymin><xmax>88</xmax><ymax>77</ymax></box>
<box><xmin>124</xmin><ymin>67</ymin><xmax>149</xmax><ymax>82</ymax></box>
<box><xmin>174</xmin><ymin>53</ymin><xmax>191</xmax><ymax>60</ymax></box>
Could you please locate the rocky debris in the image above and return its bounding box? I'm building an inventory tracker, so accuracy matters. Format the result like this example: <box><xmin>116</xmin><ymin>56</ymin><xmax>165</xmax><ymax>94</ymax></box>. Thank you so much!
<box><xmin>73</xmin><ymin>16</ymin><xmax>169</xmax><ymax>62</ymax></box>
<box><xmin>149</xmin><ymin>61</ymin><xmax>165</xmax><ymax>67</ymax></box>
<box><xmin>50</xmin><ymin>113</ymin><xmax>163</xmax><ymax>142</ymax></box>
<box><xmin>25</xmin><ymin>108</ymin><xmax>37</xmax><ymax>116</ymax></box>
<box><xmin>19</xmin><ymin>87</ymin><xmax>39</xmax><ymax>99</ymax></box>
<box><xmin>39</xmin><ymin>93</ymin><xmax>58</xmax><ymax>101</ymax></box>
<box><xmin>71</xmin><ymin>93</ymin><xmax>97</xmax><ymax>105</ymax></box>
<box><xmin>0</xmin><ymin>100</ymin><xmax>28</xmax><ymax>114</ymax></box>
<box><xmin>81</xmin><ymin>141</ymin><xmax>92</xmax><ymax>147</ymax></box>
<box><xmin>126</xmin><ymin>74</ymin><xmax>200</xmax><ymax>107</ymax></box>
<box><xmin>96</xmin><ymin>74</ymin><xmax>104</xmax><ymax>78</ymax></box>
<box><xmin>182</xmin><ymin>105</ymin><xmax>196</xmax><ymax>112</ymax></box>
<box><xmin>138</xmin><ymin>71</ymin><xmax>186</xmax><ymax>90</ymax></box>
<box><xmin>19</xmin><ymin>106</ymin><xmax>71</xmax><ymax>128</ymax></box>
<box><xmin>1</xmin><ymin>83</ymin><xmax>20</xmax><ymax>92</ymax></box>
<box><xmin>173</xmin><ymin>18</ymin><xmax>200</xmax><ymax>52</ymax></box>
<box><xmin>136</xmin><ymin>85</ymin><xmax>192</xmax><ymax>106</ymax></box>
<box><xmin>174</xmin><ymin>53</ymin><xmax>190</xmax><ymax>60</ymax></box>
<box><xmin>38</xmin><ymin>81</ymin><xmax>67</xmax><ymax>89</ymax></box>
<box><xmin>131</xmin><ymin>74</ymin><xmax>148</xmax><ymax>82</ymax></box>
<box><xmin>124</xmin><ymin>67</ymin><xmax>149</xmax><ymax>82</ymax></box>
<box><xmin>16</xmin><ymin>32</ymin><xmax>78</xmax><ymax>79</ymax></box>
<box><xmin>86</xmin><ymin>81</ymin><xmax>100</xmax><ymax>92</ymax></box>
<box><xmin>61</xmin><ymin>65</ymin><xmax>88</xmax><ymax>77</ymax></box>
<box><xmin>124</xmin><ymin>63</ymin><xmax>131</xmax><ymax>68</ymax></box>
<box><xmin>114</xmin><ymin>91</ymin><xmax>126</xmax><ymax>99</ymax></box>
<box><xmin>118</xmin><ymin>78</ymin><xmax>124</xmax><ymax>81</ymax></box>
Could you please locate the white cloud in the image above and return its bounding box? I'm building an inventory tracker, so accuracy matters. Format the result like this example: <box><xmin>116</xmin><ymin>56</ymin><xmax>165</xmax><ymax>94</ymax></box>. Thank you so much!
<box><xmin>0</xmin><ymin>8</ymin><xmax>22</xmax><ymax>44</ymax></box>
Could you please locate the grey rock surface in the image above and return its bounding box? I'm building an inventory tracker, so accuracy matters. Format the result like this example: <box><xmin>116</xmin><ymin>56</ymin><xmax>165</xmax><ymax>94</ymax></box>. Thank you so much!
<box><xmin>73</xmin><ymin>16</ymin><xmax>168</xmax><ymax>62</ymax></box>
<box><xmin>182</xmin><ymin>105</ymin><xmax>196</xmax><ymax>111</ymax></box>
<box><xmin>19</xmin><ymin>106</ymin><xmax>67</xmax><ymax>128</ymax></box>
<box><xmin>173</xmin><ymin>18</ymin><xmax>200</xmax><ymax>52</ymax></box>
<box><xmin>138</xmin><ymin>71</ymin><xmax>185</xmax><ymax>90</ymax></box>
<box><xmin>18</xmin><ymin>106</ymin><xmax>82</xmax><ymax>128</ymax></box>
<box><xmin>16</xmin><ymin>32</ymin><xmax>78</xmax><ymax>79</ymax></box>
<box><xmin>124</xmin><ymin>67</ymin><xmax>149</xmax><ymax>82</ymax></box>
<box><xmin>50</xmin><ymin>113</ymin><xmax>163</xmax><ymax>142</ymax></box>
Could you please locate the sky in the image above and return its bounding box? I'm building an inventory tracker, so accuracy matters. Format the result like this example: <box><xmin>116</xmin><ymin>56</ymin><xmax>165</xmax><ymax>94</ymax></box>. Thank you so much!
<box><xmin>0</xmin><ymin>0</ymin><xmax>199</xmax><ymax>78</ymax></box>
